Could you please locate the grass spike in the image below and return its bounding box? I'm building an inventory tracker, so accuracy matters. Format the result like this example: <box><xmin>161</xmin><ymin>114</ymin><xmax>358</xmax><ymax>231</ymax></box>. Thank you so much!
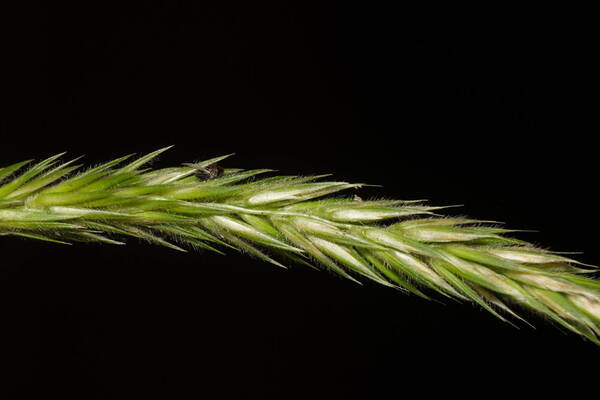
<box><xmin>0</xmin><ymin>147</ymin><xmax>599</xmax><ymax>346</ymax></box>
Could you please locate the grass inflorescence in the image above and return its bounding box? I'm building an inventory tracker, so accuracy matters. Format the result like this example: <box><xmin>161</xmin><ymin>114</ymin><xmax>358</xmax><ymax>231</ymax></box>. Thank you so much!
<box><xmin>1</xmin><ymin>147</ymin><xmax>599</xmax><ymax>345</ymax></box>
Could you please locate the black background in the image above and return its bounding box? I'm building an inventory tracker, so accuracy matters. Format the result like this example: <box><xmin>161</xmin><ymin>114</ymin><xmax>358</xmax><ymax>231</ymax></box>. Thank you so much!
<box><xmin>2</xmin><ymin>2</ymin><xmax>597</xmax><ymax>398</ymax></box>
